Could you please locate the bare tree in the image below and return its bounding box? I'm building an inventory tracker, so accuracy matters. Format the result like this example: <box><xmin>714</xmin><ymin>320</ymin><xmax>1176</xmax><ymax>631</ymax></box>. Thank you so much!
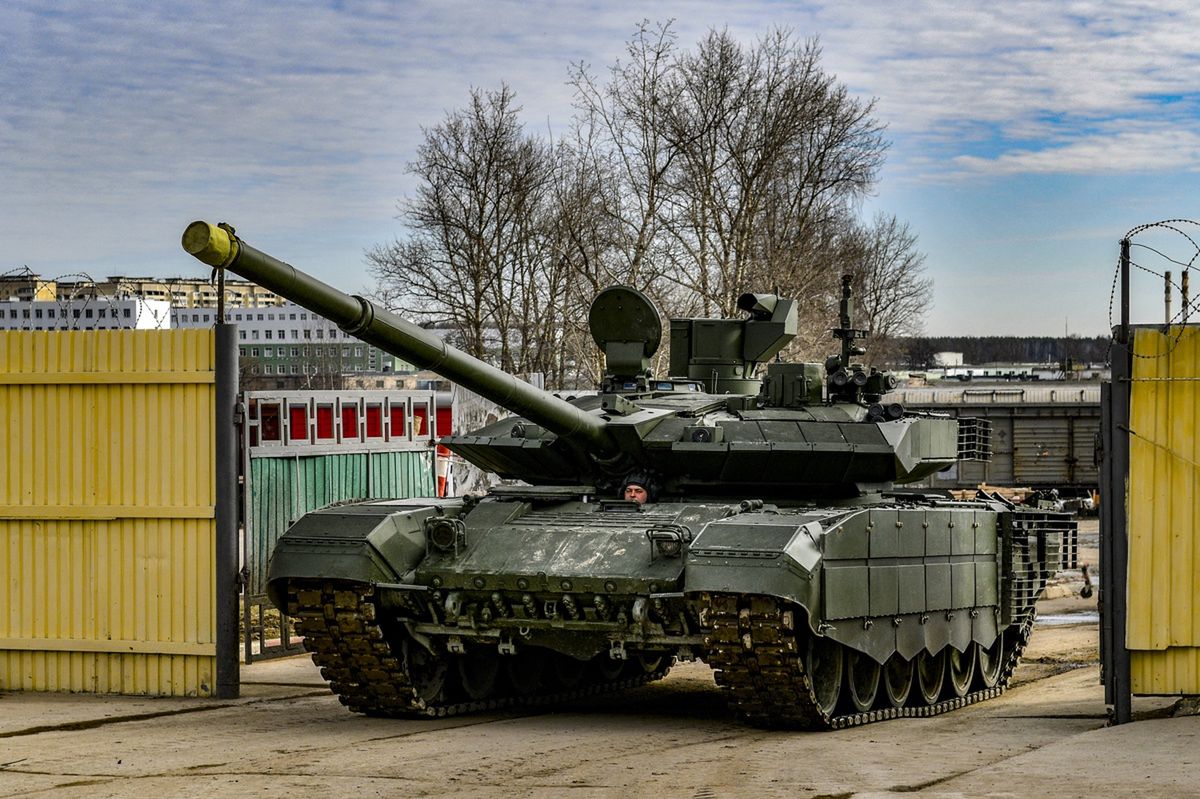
<box><xmin>372</xmin><ymin>24</ymin><xmax>931</xmax><ymax>390</ymax></box>
<box><xmin>541</xmin><ymin>135</ymin><xmax>622</xmax><ymax>385</ymax></box>
<box><xmin>368</xmin><ymin>85</ymin><xmax>564</xmax><ymax>377</ymax></box>
<box><xmin>657</xmin><ymin>30</ymin><xmax>886</xmax><ymax>318</ymax></box>
<box><xmin>295</xmin><ymin>342</ymin><xmax>347</xmax><ymax>390</ymax></box>
<box><xmin>568</xmin><ymin>24</ymin><xmax>894</xmax><ymax>337</ymax></box>
<box><xmin>567</xmin><ymin>20</ymin><xmax>681</xmax><ymax>288</ymax></box>
<box><xmin>840</xmin><ymin>213</ymin><xmax>932</xmax><ymax>366</ymax></box>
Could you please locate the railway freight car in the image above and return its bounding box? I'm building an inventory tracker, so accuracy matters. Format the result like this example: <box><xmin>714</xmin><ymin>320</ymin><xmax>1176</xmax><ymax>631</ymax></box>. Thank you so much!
<box><xmin>883</xmin><ymin>384</ymin><xmax>1100</xmax><ymax>494</ymax></box>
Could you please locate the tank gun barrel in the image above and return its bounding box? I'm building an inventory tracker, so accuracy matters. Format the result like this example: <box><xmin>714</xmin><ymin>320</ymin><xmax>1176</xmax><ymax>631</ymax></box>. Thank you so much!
<box><xmin>182</xmin><ymin>221</ymin><xmax>615</xmax><ymax>456</ymax></box>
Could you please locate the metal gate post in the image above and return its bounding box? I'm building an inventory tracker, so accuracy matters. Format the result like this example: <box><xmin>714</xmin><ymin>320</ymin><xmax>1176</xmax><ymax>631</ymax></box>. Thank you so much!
<box><xmin>215</xmin><ymin>323</ymin><xmax>241</xmax><ymax>698</ymax></box>
<box><xmin>1100</xmin><ymin>239</ymin><xmax>1133</xmax><ymax>724</ymax></box>
<box><xmin>241</xmin><ymin>391</ymin><xmax>255</xmax><ymax>665</ymax></box>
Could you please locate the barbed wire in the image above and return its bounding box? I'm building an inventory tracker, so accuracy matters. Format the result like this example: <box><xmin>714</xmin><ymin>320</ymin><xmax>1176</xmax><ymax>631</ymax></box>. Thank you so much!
<box><xmin>1124</xmin><ymin>218</ymin><xmax>1200</xmax><ymax>249</ymax></box>
<box><xmin>1131</xmin><ymin>242</ymin><xmax>1199</xmax><ymax>271</ymax></box>
<box><xmin>1106</xmin><ymin>219</ymin><xmax>1200</xmax><ymax>361</ymax></box>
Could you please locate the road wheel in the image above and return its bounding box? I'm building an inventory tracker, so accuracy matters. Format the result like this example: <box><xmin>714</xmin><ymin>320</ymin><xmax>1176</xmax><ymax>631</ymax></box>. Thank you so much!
<box><xmin>551</xmin><ymin>653</ymin><xmax>586</xmax><ymax>689</ymax></box>
<box><xmin>882</xmin><ymin>652</ymin><xmax>914</xmax><ymax>708</ymax></box>
<box><xmin>845</xmin><ymin>648</ymin><xmax>881</xmax><ymax>713</ymax></box>
<box><xmin>404</xmin><ymin>639</ymin><xmax>449</xmax><ymax>703</ymax></box>
<box><xmin>457</xmin><ymin>650</ymin><xmax>499</xmax><ymax>701</ymax></box>
<box><xmin>593</xmin><ymin>653</ymin><xmax>626</xmax><ymax>682</ymax></box>
<box><xmin>915</xmin><ymin>649</ymin><xmax>945</xmax><ymax>705</ymax></box>
<box><xmin>947</xmin><ymin>644</ymin><xmax>976</xmax><ymax>698</ymax></box>
<box><xmin>805</xmin><ymin>634</ymin><xmax>843</xmax><ymax>717</ymax></box>
<box><xmin>976</xmin><ymin>635</ymin><xmax>1003</xmax><ymax>689</ymax></box>
<box><xmin>506</xmin><ymin>650</ymin><xmax>545</xmax><ymax>696</ymax></box>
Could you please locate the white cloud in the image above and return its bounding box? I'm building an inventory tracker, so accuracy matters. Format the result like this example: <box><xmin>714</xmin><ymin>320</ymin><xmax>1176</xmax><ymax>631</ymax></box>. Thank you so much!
<box><xmin>801</xmin><ymin>0</ymin><xmax>1200</xmax><ymax>176</ymax></box>
<box><xmin>0</xmin><ymin>0</ymin><xmax>1196</xmax><ymax>335</ymax></box>
<box><xmin>950</xmin><ymin>127</ymin><xmax>1200</xmax><ymax>176</ymax></box>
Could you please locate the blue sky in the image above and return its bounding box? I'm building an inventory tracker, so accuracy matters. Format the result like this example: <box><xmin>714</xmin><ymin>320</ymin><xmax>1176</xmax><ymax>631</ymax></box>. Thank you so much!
<box><xmin>2</xmin><ymin>0</ymin><xmax>1197</xmax><ymax>335</ymax></box>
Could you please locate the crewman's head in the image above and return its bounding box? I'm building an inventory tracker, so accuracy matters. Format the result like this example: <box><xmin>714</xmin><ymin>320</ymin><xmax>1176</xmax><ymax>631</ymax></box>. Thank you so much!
<box><xmin>620</xmin><ymin>472</ymin><xmax>654</xmax><ymax>504</ymax></box>
<box><xmin>623</xmin><ymin>482</ymin><xmax>648</xmax><ymax>504</ymax></box>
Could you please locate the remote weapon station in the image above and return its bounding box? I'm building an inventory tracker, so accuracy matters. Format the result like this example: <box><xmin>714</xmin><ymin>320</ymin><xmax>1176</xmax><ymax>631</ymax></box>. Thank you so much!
<box><xmin>184</xmin><ymin>221</ymin><xmax>1075</xmax><ymax>729</ymax></box>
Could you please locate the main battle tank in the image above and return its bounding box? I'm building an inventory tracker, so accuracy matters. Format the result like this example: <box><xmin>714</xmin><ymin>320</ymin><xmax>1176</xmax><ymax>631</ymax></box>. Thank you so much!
<box><xmin>183</xmin><ymin>221</ymin><xmax>1076</xmax><ymax>729</ymax></box>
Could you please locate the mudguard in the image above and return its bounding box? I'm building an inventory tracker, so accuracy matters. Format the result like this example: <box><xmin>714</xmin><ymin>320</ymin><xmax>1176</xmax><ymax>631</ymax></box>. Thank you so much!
<box><xmin>265</xmin><ymin>499</ymin><xmax>458</xmax><ymax>609</ymax></box>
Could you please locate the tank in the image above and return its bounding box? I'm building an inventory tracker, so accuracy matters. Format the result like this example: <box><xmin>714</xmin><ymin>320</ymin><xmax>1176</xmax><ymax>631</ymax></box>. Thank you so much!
<box><xmin>183</xmin><ymin>221</ymin><xmax>1077</xmax><ymax>728</ymax></box>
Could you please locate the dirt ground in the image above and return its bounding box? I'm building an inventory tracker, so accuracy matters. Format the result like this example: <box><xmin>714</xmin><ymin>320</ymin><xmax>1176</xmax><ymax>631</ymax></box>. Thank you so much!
<box><xmin>4</xmin><ymin>517</ymin><xmax>1197</xmax><ymax>799</ymax></box>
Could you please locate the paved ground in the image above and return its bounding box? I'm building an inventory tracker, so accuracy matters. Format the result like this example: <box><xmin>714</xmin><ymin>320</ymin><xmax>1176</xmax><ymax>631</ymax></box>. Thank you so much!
<box><xmin>4</xmin><ymin>520</ymin><xmax>1197</xmax><ymax>798</ymax></box>
<box><xmin>2</xmin><ymin>624</ymin><xmax>1196</xmax><ymax>796</ymax></box>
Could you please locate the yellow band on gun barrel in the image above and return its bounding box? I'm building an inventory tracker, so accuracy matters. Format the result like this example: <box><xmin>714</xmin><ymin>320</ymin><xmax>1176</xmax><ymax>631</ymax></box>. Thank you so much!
<box><xmin>182</xmin><ymin>221</ymin><xmax>239</xmax><ymax>267</ymax></box>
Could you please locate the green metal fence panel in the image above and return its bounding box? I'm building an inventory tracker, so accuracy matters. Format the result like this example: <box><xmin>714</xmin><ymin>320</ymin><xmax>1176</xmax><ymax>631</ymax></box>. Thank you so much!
<box><xmin>247</xmin><ymin>450</ymin><xmax>433</xmax><ymax>596</ymax></box>
<box><xmin>249</xmin><ymin>457</ymin><xmax>296</xmax><ymax>598</ymax></box>
<box><xmin>369</xmin><ymin>450</ymin><xmax>436</xmax><ymax>499</ymax></box>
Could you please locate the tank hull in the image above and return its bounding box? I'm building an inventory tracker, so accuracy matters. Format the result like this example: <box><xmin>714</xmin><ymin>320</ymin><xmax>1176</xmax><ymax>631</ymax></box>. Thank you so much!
<box><xmin>270</xmin><ymin>491</ymin><xmax>1074</xmax><ymax>728</ymax></box>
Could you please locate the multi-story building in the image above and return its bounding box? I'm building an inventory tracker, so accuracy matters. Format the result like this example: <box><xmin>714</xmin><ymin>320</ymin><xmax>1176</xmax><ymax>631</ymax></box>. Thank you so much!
<box><xmin>5</xmin><ymin>272</ymin><xmax>285</xmax><ymax>309</ymax></box>
<box><xmin>0</xmin><ymin>274</ymin><xmax>57</xmax><ymax>302</ymax></box>
<box><xmin>0</xmin><ymin>297</ymin><xmax>171</xmax><ymax>330</ymax></box>
<box><xmin>59</xmin><ymin>276</ymin><xmax>287</xmax><ymax>309</ymax></box>
<box><xmin>2</xmin><ymin>272</ymin><xmax>415</xmax><ymax>385</ymax></box>
<box><xmin>170</xmin><ymin>303</ymin><xmax>415</xmax><ymax>380</ymax></box>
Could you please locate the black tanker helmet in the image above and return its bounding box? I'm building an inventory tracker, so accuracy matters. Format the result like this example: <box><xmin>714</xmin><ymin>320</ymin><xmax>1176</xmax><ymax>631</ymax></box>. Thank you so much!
<box><xmin>619</xmin><ymin>471</ymin><xmax>657</xmax><ymax>502</ymax></box>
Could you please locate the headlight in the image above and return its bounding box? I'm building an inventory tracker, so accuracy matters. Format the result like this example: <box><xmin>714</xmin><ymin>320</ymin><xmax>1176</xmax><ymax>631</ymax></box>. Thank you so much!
<box><xmin>645</xmin><ymin>525</ymin><xmax>692</xmax><ymax>559</ymax></box>
<box><xmin>426</xmin><ymin>517</ymin><xmax>464</xmax><ymax>552</ymax></box>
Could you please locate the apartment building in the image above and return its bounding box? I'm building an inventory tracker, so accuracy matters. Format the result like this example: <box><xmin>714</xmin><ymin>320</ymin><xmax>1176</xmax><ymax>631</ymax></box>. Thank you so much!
<box><xmin>170</xmin><ymin>304</ymin><xmax>414</xmax><ymax>377</ymax></box>
<box><xmin>0</xmin><ymin>296</ymin><xmax>171</xmax><ymax>330</ymax></box>
<box><xmin>59</xmin><ymin>276</ymin><xmax>286</xmax><ymax>309</ymax></box>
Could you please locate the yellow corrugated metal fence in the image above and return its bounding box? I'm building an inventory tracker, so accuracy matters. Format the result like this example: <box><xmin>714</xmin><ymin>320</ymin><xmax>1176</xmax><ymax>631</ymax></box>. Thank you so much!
<box><xmin>0</xmin><ymin>330</ymin><xmax>217</xmax><ymax>696</ymax></box>
<box><xmin>1127</xmin><ymin>325</ymin><xmax>1200</xmax><ymax>694</ymax></box>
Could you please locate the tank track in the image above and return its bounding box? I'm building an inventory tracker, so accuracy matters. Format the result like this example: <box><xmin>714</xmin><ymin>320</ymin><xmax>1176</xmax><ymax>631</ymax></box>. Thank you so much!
<box><xmin>700</xmin><ymin>592</ymin><xmax>1034</xmax><ymax>729</ymax></box>
<box><xmin>285</xmin><ymin>580</ymin><xmax>671</xmax><ymax>718</ymax></box>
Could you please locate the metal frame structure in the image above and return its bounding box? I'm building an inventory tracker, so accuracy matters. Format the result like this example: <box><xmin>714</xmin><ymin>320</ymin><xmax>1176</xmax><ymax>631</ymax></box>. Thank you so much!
<box><xmin>238</xmin><ymin>389</ymin><xmax>438</xmax><ymax>662</ymax></box>
<box><xmin>888</xmin><ymin>385</ymin><xmax>1101</xmax><ymax>492</ymax></box>
<box><xmin>1079</xmin><ymin>232</ymin><xmax>1200</xmax><ymax>723</ymax></box>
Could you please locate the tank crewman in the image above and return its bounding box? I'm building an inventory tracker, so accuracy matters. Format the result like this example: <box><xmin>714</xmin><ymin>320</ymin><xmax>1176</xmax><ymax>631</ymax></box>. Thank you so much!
<box><xmin>620</xmin><ymin>472</ymin><xmax>654</xmax><ymax>504</ymax></box>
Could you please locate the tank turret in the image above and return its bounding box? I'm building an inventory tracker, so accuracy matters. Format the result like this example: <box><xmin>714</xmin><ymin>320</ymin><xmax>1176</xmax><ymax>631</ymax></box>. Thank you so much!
<box><xmin>183</xmin><ymin>220</ymin><xmax>960</xmax><ymax>498</ymax></box>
